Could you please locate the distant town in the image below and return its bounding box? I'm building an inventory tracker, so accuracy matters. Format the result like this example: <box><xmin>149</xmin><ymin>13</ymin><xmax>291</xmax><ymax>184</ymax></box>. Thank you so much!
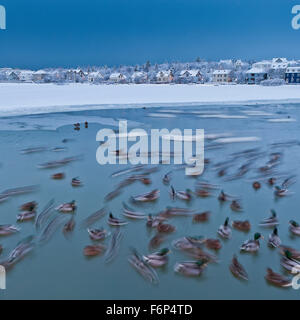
<box><xmin>1</xmin><ymin>57</ymin><xmax>300</xmax><ymax>85</ymax></box>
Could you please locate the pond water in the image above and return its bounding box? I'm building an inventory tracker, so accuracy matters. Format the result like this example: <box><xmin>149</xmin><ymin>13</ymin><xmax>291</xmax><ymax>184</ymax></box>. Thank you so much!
<box><xmin>0</xmin><ymin>103</ymin><xmax>300</xmax><ymax>300</ymax></box>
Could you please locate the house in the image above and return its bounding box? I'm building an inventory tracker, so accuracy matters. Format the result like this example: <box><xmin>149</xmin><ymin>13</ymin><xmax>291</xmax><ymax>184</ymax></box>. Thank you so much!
<box><xmin>88</xmin><ymin>71</ymin><xmax>104</xmax><ymax>83</ymax></box>
<box><xmin>246</xmin><ymin>67</ymin><xmax>268</xmax><ymax>84</ymax></box>
<box><xmin>19</xmin><ymin>70</ymin><xmax>34</xmax><ymax>82</ymax></box>
<box><xmin>66</xmin><ymin>69</ymin><xmax>87</xmax><ymax>82</ymax></box>
<box><xmin>212</xmin><ymin>70</ymin><xmax>233</xmax><ymax>83</ymax></box>
<box><xmin>285</xmin><ymin>67</ymin><xmax>300</xmax><ymax>84</ymax></box>
<box><xmin>271</xmin><ymin>58</ymin><xmax>289</xmax><ymax>70</ymax></box>
<box><xmin>6</xmin><ymin>71</ymin><xmax>19</xmax><ymax>81</ymax></box>
<box><xmin>32</xmin><ymin>70</ymin><xmax>48</xmax><ymax>82</ymax></box>
<box><xmin>252</xmin><ymin>60</ymin><xmax>272</xmax><ymax>71</ymax></box>
<box><xmin>156</xmin><ymin>70</ymin><xmax>174</xmax><ymax>83</ymax></box>
<box><xmin>179</xmin><ymin>69</ymin><xmax>203</xmax><ymax>82</ymax></box>
<box><xmin>109</xmin><ymin>72</ymin><xmax>127</xmax><ymax>83</ymax></box>
<box><xmin>131</xmin><ymin>71</ymin><xmax>148</xmax><ymax>83</ymax></box>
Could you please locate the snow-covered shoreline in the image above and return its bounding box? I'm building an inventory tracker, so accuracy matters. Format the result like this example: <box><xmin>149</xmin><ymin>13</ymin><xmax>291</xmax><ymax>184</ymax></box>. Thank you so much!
<box><xmin>0</xmin><ymin>83</ymin><xmax>300</xmax><ymax>117</ymax></box>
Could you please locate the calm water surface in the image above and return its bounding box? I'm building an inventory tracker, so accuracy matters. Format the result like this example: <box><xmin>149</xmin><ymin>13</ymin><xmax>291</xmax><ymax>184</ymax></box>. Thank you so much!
<box><xmin>0</xmin><ymin>103</ymin><xmax>300</xmax><ymax>300</ymax></box>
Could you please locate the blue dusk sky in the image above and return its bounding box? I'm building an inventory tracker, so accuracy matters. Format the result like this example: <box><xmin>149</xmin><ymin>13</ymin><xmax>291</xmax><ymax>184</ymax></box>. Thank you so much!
<box><xmin>0</xmin><ymin>0</ymin><xmax>299</xmax><ymax>69</ymax></box>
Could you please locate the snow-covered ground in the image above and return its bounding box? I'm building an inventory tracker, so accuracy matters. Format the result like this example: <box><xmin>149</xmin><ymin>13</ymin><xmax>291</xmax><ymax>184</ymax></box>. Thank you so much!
<box><xmin>1</xmin><ymin>83</ymin><xmax>300</xmax><ymax>117</ymax></box>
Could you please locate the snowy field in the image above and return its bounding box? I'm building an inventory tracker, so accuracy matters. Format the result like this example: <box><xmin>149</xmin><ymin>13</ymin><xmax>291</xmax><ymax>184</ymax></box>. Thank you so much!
<box><xmin>1</xmin><ymin>83</ymin><xmax>300</xmax><ymax>117</ymax></box>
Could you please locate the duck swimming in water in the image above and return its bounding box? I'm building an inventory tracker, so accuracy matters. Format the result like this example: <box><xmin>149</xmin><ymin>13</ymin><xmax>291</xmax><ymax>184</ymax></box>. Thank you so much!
<box><xmin>229</xmin><ymin>255</ymin><xmax>248</xmax><ymax>281</ymax></box>
<box><xmin>252</xmin><ymin>181</ymin><xmax>261</xmax><ymax>190</ymax></box>
<box><xmin>274</xmin><ymin>186</ymin><xmax>289</xmax><ymax>197</ymax></box>
<box><xmin>240</xmin><ymin>233</ymin><xmax>263</xmax><ymax>253</ymax></box>
<box><xmin>71</xmin><ymin>177</ymin><xmax>82</xmax><ymax>187</ymax></box>
<box><xmin>56</xmin><ymin>201</ymin><xmax>76</xmax><ymax>213</ymax></box>
<box><xmin>230</xmin><ymin>200</ymin><xmax>243</xmax><ymax>212</ymax></box>
<box><xmin>174</xmin><ymin>260</ymin><xmax>208</xmax><ymax>277</ymax></box>
<box><xmin>20</xmin><ymin>201</ymin><xmax>37</xmax><ymax>212</ymax></box>
<box><xmin>170</xmin><ymin>186</ymin><xmax>192</xmax><ymax>201</ymax></box>
<box><xmin>143</xmin><ymin>248</ymin><xmax>170</xmax><ymax>268</ymax></box>
<box><xmin>172</xmin><ymin>236</ymin><xmax>205</xmax><ymax>251</ymax></box>
<box><xmin>107</xmin><ymin>213</ymin><xmax>128</xmax><ymax>226</ymax></box>
<box><xmin>218</xmin><ymin>218</ymin><xmax>232</xmax><ymax>239</ymax></box>
<box><xmin>146</xmin><ymin>214</ymin><xmax>166</xmax><ymax>228</ymax></box>
<box><xmin>63</xmin><ymin>216</ymin><xmax>76</xmax><ymax>234</ymax></box>
<box><xmin>157</xmin><ymin>222</ymin><xmax>176</xmax><ymax>234</ymax></box>
<box><xmin>131</xmin><ymin>189</ymin><xmax>160</xmax><ymax>202</ymax></box>
<box><xmin>268</xmin><ymin>227</ymin><xmax>281</xmax><ymax>248</ymax></box>
<box><xmin>205</xmin><ymin>238</ymin><xmax>222</xmax><ymax>250</ymax></box>
<box><xmin>232</xmin><ymin>220</ymin><xmax>251</xmax><ymax>232</ymax></box>
<box><xmin>279</xmin><ymin>246</ymin><xmax>300</xmax><ymax>260</ymax></box>
<box><xmin>17</xmin><ymin>211</ymin><xmax>36</xmax><ymax>222</ymax></box>
<box><xmin>280</xmin><ymin>250</ymin><xmax>300</xmax><ymax>273</ymax></box>
<box><xmin>83</xmin><ymin>244</ymin><xmax>106</xmax><ymax>257</ymax></box>
<box><xmin>51</xmin><ymin>173</ymin><xmax>65</xmax><ymax>180</ymax></box>
<box><xmin>87</xmin><ymin>228</ymin><xmax>110</xmax><ymax>241</ymax></box>
<box><xmin>259</xmin><ymin>210</ymin><xmax>279</xmax><ymax>227</ymax></box>
<box><xmin>122</xmin><ymin>203</ymin><xmax>147</xmax><ymax>220</ymax></box>
<box><xmin>265</xmin><ymin>268</ymin><xmax>291</xmax><ymax>288</ymax></box>
<box><xmin>289</xmin><ymin>220</ymin><xmax>300</xmax><ymax>236</ymax></box>
<box><xmin>0</xmin><ymin>225</ymin><xmax>20</xmax><ymax>236</ymax></box>
<box><xmin>193</xmin><ymin>211</ymin><xmax>211</xmax><ymax>223</ymax></box>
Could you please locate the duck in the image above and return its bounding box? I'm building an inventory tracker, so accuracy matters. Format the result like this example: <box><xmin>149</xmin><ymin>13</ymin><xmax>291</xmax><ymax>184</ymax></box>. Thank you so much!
<box><xmin>0</xmin><ymin>245</ymin><xmax>3</xmax><ymax>255</ymax></box>
<box><xmin>170</xmin><ymin>186</ymin><xmax>192</xmax><ymax>201</ymax></box>
<box><xmin>240</xmin><ymin>233</ymin><xmax>263</xmax><ymax>253</ymax></box>
<box><xmin>162</xmin><ymin>171</ymin><xmax>172</xmax><ymax>185</ymax></box>
<box><xmin>71</xmin><ymin>177</ymin><xmax>82</xmax><ymax>187</ymax></box>
<box><xmin>0</xmin><ymin>224</ymin><xmax>20</xmax><ymax>236</ymax></box>
<box><xmin>218</xmin><ymin>217</ymin><xmax>232</xmax><ymax>239</ymax></box>
<box><xmin>289</xmin><ymin>220</ymin><xmax>300</xmax><ymax>236</ymax></box>
<box><xmin>259</xmin><ymin>210</ymin><xmax>279</xmax><ymax>227</ymax></box>
<box><xmin>56</xmin><ymin>201</ymin><xmax>77</xmax><ymax>213</ymax></box>
<box><xmin>149</xmin><ymin>233</ymin><xmax>166</xmax><ymax>249</ymax></box>
<box><xmin>193</xmin><ymin>211</ymin><xmax>211</xmax><ymax>223</ymax></box>
<box><xmin>51</xmin><ymin>173</ymin><xmax>65</xmax><ymax>180</ymax></box>
<box><xmin>107</xmin><ymin>213</ymin><xmax>128</xmax><ymax>226</ymax></box>
<box><xmin>205</xmin><ymin>238</ymin><xmax>222</xmax><ymax>250</ymax></box>
<box><xmin>274</xmin><ymin>186</ymin><xmax>289</xmax><ymax>197</ymax></box>
<box><xmin>279</xmin><ymin>246</ymin><xmax>300</xmax><ymax>260</ymax></box>
<box><xmin>143</xmin><ymin>248</ymin><xmax>170</xmax><ymax>267</ymax></box>
<box><xmin>17</xmin><ymin>211</ymin><xmax>36</xmax><ymax>222</ymax></box>
<box><xmin>122</xmin><ymin>203</ymin><xmax>147</xmax><ymax>220</ymax></box>
<box><xmin>172</xmin><ymin>236</ymin><xmax>205</xmax><ymax>251</ymax></box>
<box><xmin>265</xmin><ymin>268</ymin><xmax>291</xmax><ymax>288</ymax></box>
<box><xmin>280</xmin><ymin>250</ymin><xmax>300</xmax><ymax>273</ymax></box>
<box><xmin>230</xmin><ymin>200</ymin><xmax>243</xmax><ymax>212</ymax></box>
<box><xmin>63</xmin><ymin>217</ymin><xmax>76</xmax><ymax>233</ymax></box>
<box><xmin>229</xmin><ymin>255</ymin><xmax>248</xmax><ymax>281</ymax></box>
<box><xmin>268</xmin><ymin>227</ymin><xmax>281</xmax><ymax>248</ymax></box>
<box><xmin>131</xmin><ymin>189</ymin><xmax>160</xmax><ymax>202</ymax></box>
<box><xmin>146</xmin><ymin>214</ymin><xmax>166</xmax><ymax>228</ymax></box>
<box><xmin>195</xmin><ymin>189</ymin><xmax>212</xmax><ymax>198</ymax></box>
<box><xmin>218</xmin><ymin>190</ymin><xmax>229</xmax><ymax>202</ymax></box>
<box><xmin>252</xmin><ymin>181</ymin><xmax>261</xmax><ymax>190</ymax></box>
<box><xmin>83</xmin><ymin>244</ymin><xmax>106</xmax><ymax>257</ymax></box>
<box><xmin>87</xmin><ymin>228</ymin><xmax>110</xmax><ymax>241</ymax></box>
<box><xmin>174</xmin><ymin>260</ymin><xmax>208</xmax><ymax>277</ymax></box>
<box><xmin>20</xmin><ymin>201</ymin><xmax>37</xmax><ymax>212</ymax></box>
<box><xmin>232</xmin><ymin>220</ymin><xmax>251</xmax><ymax>232</ymax></box>
<box><xmin>268</xmin><ymin>177</ymin><xmax>276</xmax><ymax>186</ymax></box>
<box><xmin>157</xmin><ymin>222</ymin><xmax>176</xmax><ymax>234</ymax></box>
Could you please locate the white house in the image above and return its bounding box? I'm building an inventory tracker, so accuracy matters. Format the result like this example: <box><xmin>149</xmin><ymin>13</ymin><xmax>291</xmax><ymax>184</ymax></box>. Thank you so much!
<box><xmin>271</xmin><ymin>58</ymin><xmax>289</xmax><ymax>70</ymax></box>
<box><xmin>212</xmin><ymin>70</ymin><xmax>233</xmax><ymax>83</ymax></box>
<box><xmin>156</xmin><ymin>70</ymin><xmax>174</xmax><ymax>83</ymax></box>
<box><xmin>179</xmin><ymin>69</ymin><xmax>203</xmax><ymax>82</ymax></box>
<box><xmin>32</xmin><ymin>70</ymin><xmax>48</xmax><ymax>82</ymax></box>
<box><xmin>131</xmin><ymin>71</ymin><xmax>147</xmax><ymax>83</ymax></box>
<box><xmin>252</xmin><ymin>60</ymin><xmax>272</xmax><ymax>71</ymax></box>
<box><xmin>6</xmin><ymin>71</ymin><xmax>20</xmax><ymax>81</ymax></box>
<box><xmin>109</xmin><ymin>72</ymin><xmax>127</xmax><ymax>83</ymax></box>
<box><xmin>88</xmin><ymin>71</ymin><xmax>104</xmax><ymax>83</ymax></box>
<box><xmin>18</xmin><ymin>70</ymin><xmax>34</xmax><ymax>82</ymax></box>
<box><xmin>246</xmin><ymin>67</ymin><xmax>268</xmax><ymax>84</ymax></box>
<box><xmin>66</xmin><ymin>69</ymin><xmax>87</xmax><ymax>82</ymax></box>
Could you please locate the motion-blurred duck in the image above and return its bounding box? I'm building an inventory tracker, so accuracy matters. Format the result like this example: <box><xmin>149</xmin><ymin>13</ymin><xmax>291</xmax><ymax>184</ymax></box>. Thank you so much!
<box><xmin>230</xmin><ymin>200</ymin><xmax>243</xmax><ymax>212</ymax></box>
<box><xmin>143</xmin><ymin>248</ymin><xmax>170</xmax><ymax>268</ymax></box>
<box><xmin>107</xmin><ymin>213</ymin><xmax>128</xmax><ymax>226</ymax></box>
<box><xmin>132</xmin><ymin>189</ymin><xmax>160</xmax><ymax>202</ymax></box>
<box><xmin>0</xmin><ymin>225</ymin><xmax>20</xmax><ymax>236</ymax></box>
<box><xmin>157</xmin><ymin>222</ymin><xmax>176</xmax><ymax>234</ymax></box>
<box><xmin>240</xmin><ymin>233</ymin><xmax>263</xmax><ymax>253</ymax></box>
<box><xmin>88</xmin><ymin>228</ymin><xmax>110</xmax><ymax>241</ymax></box>
<box><xmin>259</xmin><ymin>210</ymin><xmax>279</xmax><ymax>227</ymax></box>
<box><xmin>170</xmin><ymin>186</ymin><xmax>192</xmax><ymax>201</ymax></box>
<box><xmin>56</xmin><ymin>201</ymin><xmax>76</xmax><ymax>213</ymax></box>
<box><xmin>174</xmin><ymin>260</ymin><xmax>208</xmax><ymax>277</ymax></box>
<box><xmin>268</xmin><ymin>227</ymin><xmax>281</xmax><ymax>248</ymax></box>
<box><xmin>280</xmin><ymin>250</ymin><xmax>300</xmax><ymax>273</ymax></box>
<box><xmin>218</xmin><ymin>218</ymin><xmax>232</xmax><ymax>239</ymax></box>
<box><xmin>83</xmin><ymin>244</ymin><xmax>106</xmax><ymax>257</ymax></box>
<box><xmin>229</xmin><ymin>255</ymin><xmax>248</xmax><ymax>281</ymax></box>
<box><xmin>265</xmin><ymin>268</ymin><xmax>291</xmax><ymax>288</ymax></box>
<box><xmin>232</xmin><ymin>220</ymin><xmax>251</xmax><ymax>232</ymax></box>
<box><xmin>289</xmin><ymin>220</ymin><xmax>300</xmax><ymax>236</ymax></box>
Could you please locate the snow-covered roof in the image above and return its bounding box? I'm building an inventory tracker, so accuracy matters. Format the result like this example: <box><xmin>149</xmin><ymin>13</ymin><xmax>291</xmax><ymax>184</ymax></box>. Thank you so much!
<box><xmin>286</xmin><ymin>67</ymin><xmax>300</xmax><ymax>73</ymax></box>
<box><xmin>88</xmin><ymin>71</ymin><xmax>104</xmax><ymax>78</ymax></box>
<box><xmin>34</xmin><ymin>70</ymin><xmax>48</xmax><ymax>75</ymax></box>
<box><xmin>246</xmin><ymin>67</ymin><xmax>268</xmax><ymax>74</ymax></box>
<box><xmin>131</xmin><ymin>71</ymin><xmax>147</xmax><ymax>79</ymax></box>
<box><xmin>213</xmin><ymin>70</ymin><xmax>231</xmax><ymax>75</ymax></box>
<box><xmin>180</xmin><ymin>69</ymin><xmax>201</xmax><ymax>77</ymax></box>
<box><xmin>156</xmin><ymin>70</ymin><xmax>172</xmax><ymax>77</ymax></box>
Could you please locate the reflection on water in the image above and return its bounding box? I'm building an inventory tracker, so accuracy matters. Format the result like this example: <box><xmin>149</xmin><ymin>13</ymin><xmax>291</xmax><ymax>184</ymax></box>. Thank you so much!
<box><xmin>0</xmin><ymin>103</ymin><xmax>300</xmax><ymax>299</ymax></box>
